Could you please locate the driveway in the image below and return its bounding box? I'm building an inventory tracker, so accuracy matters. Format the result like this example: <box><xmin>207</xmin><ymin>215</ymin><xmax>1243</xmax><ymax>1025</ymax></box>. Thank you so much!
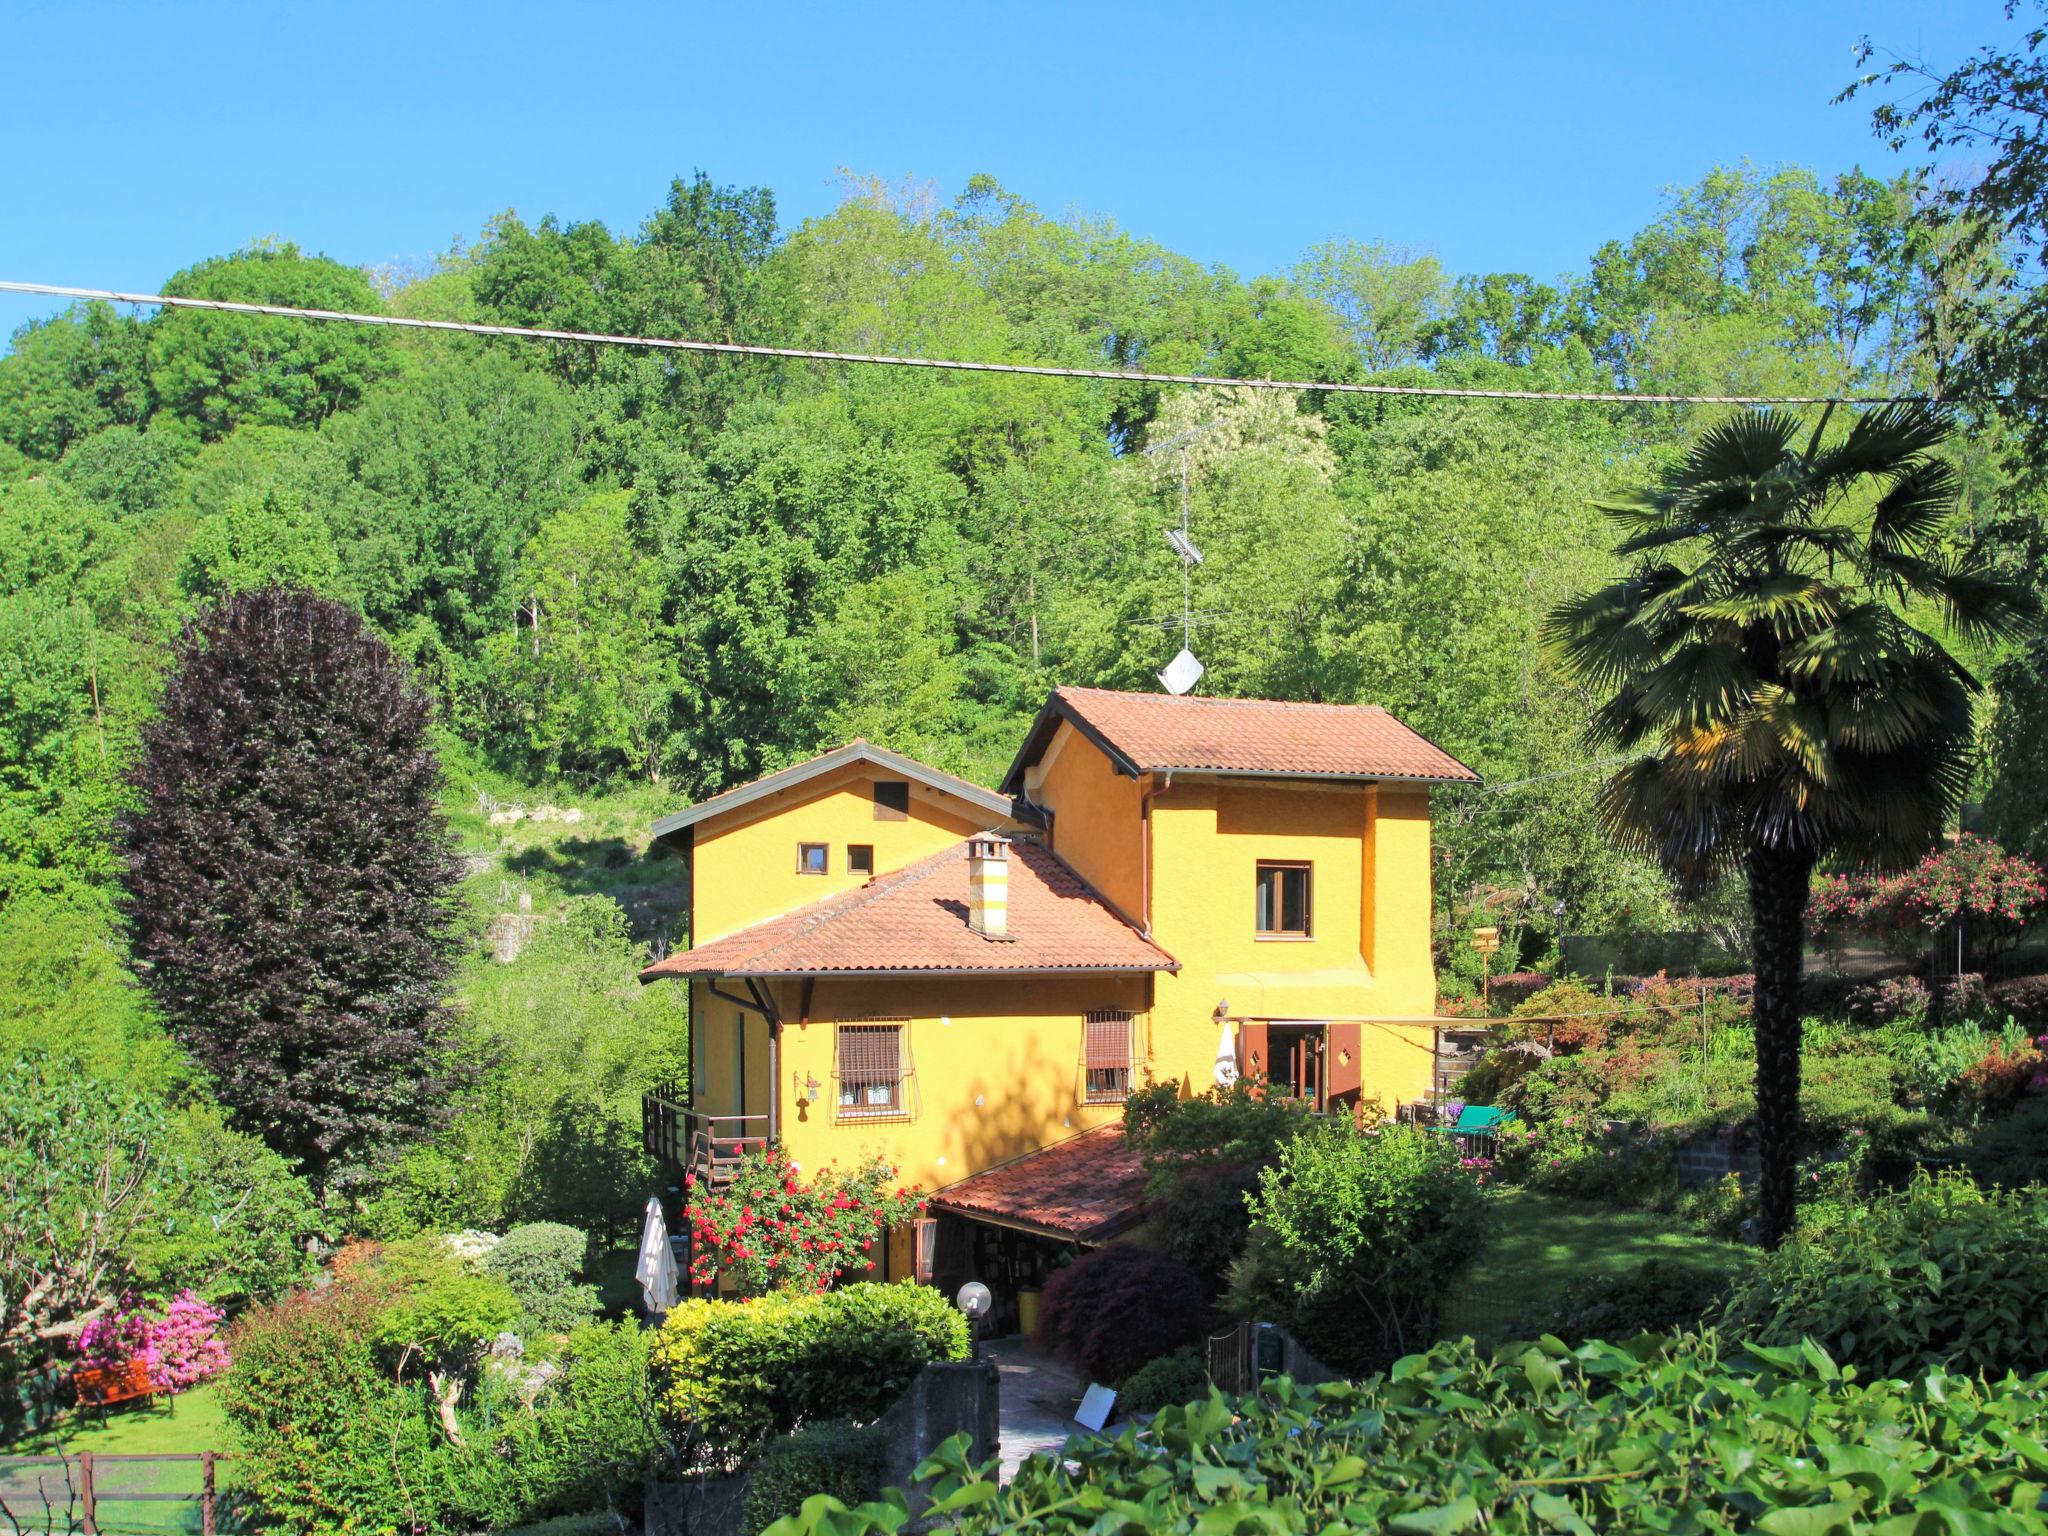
<box><xmin>982</xmin><ymin>1335</ymin><xmax>1092</xmax><ymax>1479</ymax></box>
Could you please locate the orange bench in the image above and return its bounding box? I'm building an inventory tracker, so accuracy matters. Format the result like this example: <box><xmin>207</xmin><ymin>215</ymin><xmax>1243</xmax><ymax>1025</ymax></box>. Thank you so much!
<box><xmin>73</xmin><ymin>1359</ymin><xmax>164</xmax><ymax>1415</ymax></box>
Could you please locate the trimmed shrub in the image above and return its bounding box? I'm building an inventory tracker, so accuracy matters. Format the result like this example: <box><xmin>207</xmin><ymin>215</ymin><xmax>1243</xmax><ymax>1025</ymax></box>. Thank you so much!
<box><xmin>1231</xmin><ymin>1121</ymin><xmax>1487</xmax><ymax>1374</ymax></box>
<box><xmin>1536</xmin><ymin>1259</ymin><xmax>1737</xmax><ymax>1343</ymax></box>
<box><xmin>1035</xmin><ymin>1245</ymin><xmax>1207</xmax><ymax>1386</ymax></box>
<box><xmin>1115</xmin><ymin>1348</ymin><xmax>1207</xmax><ymax>1418</ymax></box>
<box><xmin>485</xmin><ymin>1222</ymin><xmax>600</xmax><ymax>1334</ymax></box>
<box><xmin>650</xmin><ymin>1282</ymin><xmax>968</xmax><ymax>1464</ymax></box>
<box><xmin>773</xmin><ymin>1333</ymin><xmax>2048</xmax><ymax>1535</ymax></box>
<box><xmin>741</xmin><ymin>1420</ymin><xmax>886</xmax><ymax>1536</ymax></box>
<box><xmin>1717</xmin><ymin>1171</ymin><xmax>2048</xmax><ymax>1378</ymax></box>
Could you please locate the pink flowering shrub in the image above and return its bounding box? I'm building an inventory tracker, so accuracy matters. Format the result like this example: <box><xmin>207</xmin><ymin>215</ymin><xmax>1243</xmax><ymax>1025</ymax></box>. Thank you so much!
<box><xmin>147</xmin><ymin>1292</ymin><xmax>230</xmax><ymax>1390</ymax></box>
<box><xmin>73</xmin><ymin>1290</ymin><xmax>230</xmax><ymax>1390</ymax></box>
<box><xmin>1812</xmin><ymin>838</ymin><xmax>2048</xmax><ymax>970</ymax></box>
<box><xmin>74</xmin><ymin>1298</ymin><xmax>153</xmax><ymax>1374</ymax></box>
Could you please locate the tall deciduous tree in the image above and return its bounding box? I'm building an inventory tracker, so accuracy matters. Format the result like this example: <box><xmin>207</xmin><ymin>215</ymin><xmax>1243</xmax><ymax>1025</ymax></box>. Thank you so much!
<box><xmin>123</xmin><ymin>586</ymin><xmax>473</xmax><ymax>1193</ymax></box>
<box><xmin>1547</xmin><ymin>405</ymin><xmax>2033</xmax><ymax>1244</ymax></box>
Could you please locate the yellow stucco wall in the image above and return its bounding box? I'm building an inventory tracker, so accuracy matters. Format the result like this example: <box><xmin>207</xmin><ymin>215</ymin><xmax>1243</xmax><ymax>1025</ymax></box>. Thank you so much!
<box><xmin>1025</xmin><ymin>720</ymin><xmax>1145</xmax><ymax>923</ymax></box>
<box><xmin>741</xmin><ymin>973</ymin><xmax>1152</xmax><ymax>1192</ymax></box>
<box><xmin>689</xmin><ymin>765</ymin><xmax>1018</xmax><ymax>943</ymax></box>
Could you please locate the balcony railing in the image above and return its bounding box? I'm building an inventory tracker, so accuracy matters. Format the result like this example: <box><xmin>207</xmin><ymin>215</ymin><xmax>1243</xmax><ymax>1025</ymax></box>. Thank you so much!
<box><xmin>643</xmin><ymin>1083</ymin><xmax>771</xmax><ymax>1190</ymax></box>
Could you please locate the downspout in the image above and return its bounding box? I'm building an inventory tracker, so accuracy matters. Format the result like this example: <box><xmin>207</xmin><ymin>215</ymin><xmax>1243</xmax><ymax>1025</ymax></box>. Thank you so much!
<box><xmin>744</xmin><ymin>978</ymin><xmax>785</xmax><ymax>1149</ymax></box>
<box><xmin>1139</xmin><ymin>772</ymin><xmax>1172</xmax><ymax>937</ymax></box>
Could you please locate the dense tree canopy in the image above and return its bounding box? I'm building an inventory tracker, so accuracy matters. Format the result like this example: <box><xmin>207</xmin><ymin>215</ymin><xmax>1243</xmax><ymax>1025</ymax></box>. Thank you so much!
<box><xmin>122</xmin><ymin>587</ymin><xmax>472</xmax><ymax>1192</ymax></box>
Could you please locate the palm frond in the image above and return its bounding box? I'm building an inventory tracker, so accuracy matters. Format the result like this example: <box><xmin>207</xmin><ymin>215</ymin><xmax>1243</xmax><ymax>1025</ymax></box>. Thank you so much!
<box><xmin>1639</xmin><ymin>639</ymin><xmax>1755</xmax><ymax>732</ymax></box>
<box><xmin>1865</xmin><ymin>455</ymin><xmax>1960</xmax><ymax>558</ymax></box>
<box><xmin>1808</xmin><ymin>401</ymin><xmax>1951</xmax><ymax>492</ymax></box>
<box><xmin>1683</xmin><ymin>409</ymin><xmax>1800</xmax><ymax>488</ymax></box>
<box><xmin>1680</xmin><ymin>572</ymin><xmax>1840</xmax><ymax>638</ymax></box>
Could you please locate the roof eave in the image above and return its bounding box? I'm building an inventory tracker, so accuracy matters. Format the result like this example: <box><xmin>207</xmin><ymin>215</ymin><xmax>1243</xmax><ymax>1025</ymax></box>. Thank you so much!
<box><xmin>1142</xmin><ymin>765</ymin><xmax>1483</xmax><ymax>787</ymax></box>
<box><xmin>651</xmin><ymin>741</ymin><xmax>1016</xmax><ymax>841</ymax></box>
<box><xmin>999</xmin><ymin>691</ymin><xmax>1143</xmax><ymax>795</ymax></box>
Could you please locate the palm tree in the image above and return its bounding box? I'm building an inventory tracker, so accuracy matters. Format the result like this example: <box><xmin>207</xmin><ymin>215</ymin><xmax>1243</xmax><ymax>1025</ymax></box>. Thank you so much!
<box><xmin>1546</xmin><ymin>404</ymin><xmax>2034</xmax><ymax>1245</ymax></box>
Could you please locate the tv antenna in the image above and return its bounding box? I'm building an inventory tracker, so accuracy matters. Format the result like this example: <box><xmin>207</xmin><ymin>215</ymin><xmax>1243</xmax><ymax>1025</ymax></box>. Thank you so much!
<box><xmin>1142</xmin><ymin>420</ymin><xmax>1218</xmax><ymax>694</ymax></box>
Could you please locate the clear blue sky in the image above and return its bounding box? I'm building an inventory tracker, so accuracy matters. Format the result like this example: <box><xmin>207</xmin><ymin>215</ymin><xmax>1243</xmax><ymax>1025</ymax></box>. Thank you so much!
<box><xmin>0</xmin><ymin>1</ymin><xmax>2020</xmax><ymax>345</ymax></box>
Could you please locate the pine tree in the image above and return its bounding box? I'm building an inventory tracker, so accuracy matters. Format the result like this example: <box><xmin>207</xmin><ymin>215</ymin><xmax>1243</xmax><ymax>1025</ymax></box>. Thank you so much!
<box><xmin>123</xmin><ymin>586</ymin><xmax>472</xmax><ymax>1193</ymax></box>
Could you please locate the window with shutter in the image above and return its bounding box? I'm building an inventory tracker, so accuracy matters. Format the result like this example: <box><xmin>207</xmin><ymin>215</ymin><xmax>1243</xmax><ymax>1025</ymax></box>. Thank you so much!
<box><xmin>1083</xmin><ymin>1010</ymin><xmax>1135</xmax><ymax>1103</ymax></box>
<box><xmin>834</xmin><ymin>1021</ymin><xmax>907</xmax><ymax>1118</ymax></box>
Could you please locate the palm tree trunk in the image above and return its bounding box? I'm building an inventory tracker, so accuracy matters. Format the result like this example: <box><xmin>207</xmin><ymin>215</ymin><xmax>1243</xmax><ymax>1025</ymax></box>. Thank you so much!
<box><xmin>1746</xmin><ymin>840</ymin><xmax>1815</xmax><ymax>1248</ymax></box>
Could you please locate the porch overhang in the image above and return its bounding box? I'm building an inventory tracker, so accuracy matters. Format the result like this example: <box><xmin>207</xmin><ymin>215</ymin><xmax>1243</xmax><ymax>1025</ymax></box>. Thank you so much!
<box><xmin>926</xmin><ymin>1126</ymin><xmax>1147</xmax><ymax>1245</ymax></box>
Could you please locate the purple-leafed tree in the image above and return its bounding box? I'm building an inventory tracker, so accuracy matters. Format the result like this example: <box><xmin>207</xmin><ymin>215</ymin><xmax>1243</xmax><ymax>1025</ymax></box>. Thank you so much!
<box><xmin>122</xmin><ymin>586</ymin><xmax>473</xmax><ymax>1196</ymax></box>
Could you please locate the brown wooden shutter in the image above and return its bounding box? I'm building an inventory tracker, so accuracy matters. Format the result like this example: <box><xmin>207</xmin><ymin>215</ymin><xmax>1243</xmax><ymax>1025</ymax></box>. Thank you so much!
<box><xmin>1326</xmin><ymin>1022</ymin><xmax>1362</xmax><ymax>1104</ymax></box>
<box><xmin>835</xmin><ymin>1022</ymin><xmax>904</xmax><ymax>1112</ymax></box>
<box><xmin>1238</xmin><ymin>1021</ymin><xmax>1269</xmax><ymax>1082</ymax></box>
<box><xmin>1084</xmin><ymin>1012</ymin><xmax>1131</xmax><ymax>1069</ymax></box>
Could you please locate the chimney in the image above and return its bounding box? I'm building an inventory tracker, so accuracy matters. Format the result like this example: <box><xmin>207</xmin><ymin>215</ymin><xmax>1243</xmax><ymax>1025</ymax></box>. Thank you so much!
<box><xmin>967</xmin><ymin>833</ymin><xmax>1013</xmax><ymax>941</ymax></box>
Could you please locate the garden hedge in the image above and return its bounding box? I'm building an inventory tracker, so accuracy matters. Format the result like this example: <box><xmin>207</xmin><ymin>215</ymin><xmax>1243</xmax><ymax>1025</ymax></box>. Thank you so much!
<box><xmin>650</xmin><ymin>1281</ymin><xmax>968</xmax><ymax>1463</ymax></box>
<box><xmin>765</xmin><ymin>1331</ymin><xmax>2048</xmax><ymax>1534</ymax></box>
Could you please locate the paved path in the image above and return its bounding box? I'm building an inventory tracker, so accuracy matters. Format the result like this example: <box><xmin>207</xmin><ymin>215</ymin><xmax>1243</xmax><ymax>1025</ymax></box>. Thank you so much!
<box><xmin>983</xmin><ymin>1335</ymin><xmax>1092</xmax><ymax>1480</ymax></box>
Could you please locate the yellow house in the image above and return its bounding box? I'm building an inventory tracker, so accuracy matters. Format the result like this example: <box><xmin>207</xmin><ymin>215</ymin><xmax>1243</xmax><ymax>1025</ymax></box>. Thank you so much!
<box><xmin>639</xmin><ymin>691</ymin><xmax>1477</xmax><ymax>1306</ymax></box>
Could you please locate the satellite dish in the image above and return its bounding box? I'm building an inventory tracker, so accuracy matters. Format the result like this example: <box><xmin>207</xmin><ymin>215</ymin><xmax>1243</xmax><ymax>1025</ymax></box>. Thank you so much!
<box><xmin>1158</xmin><ymin>647</ymin><xmax>1205</xmax><ymax>696</ymax></box>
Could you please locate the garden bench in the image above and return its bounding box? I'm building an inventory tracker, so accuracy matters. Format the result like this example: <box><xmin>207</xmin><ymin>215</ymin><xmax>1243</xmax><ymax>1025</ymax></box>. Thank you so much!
<box><xmin>72</xmin><ymin>1359</ymin><xmax>164</xmax><ymax>1416</ymax></box>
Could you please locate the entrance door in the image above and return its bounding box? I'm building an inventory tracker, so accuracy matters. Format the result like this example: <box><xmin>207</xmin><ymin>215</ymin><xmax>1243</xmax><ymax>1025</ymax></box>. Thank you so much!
<box><xmin>1268</xmin><ymin>1024</ymin><xmax>1325</xmax><ymax>1109</ymax></box>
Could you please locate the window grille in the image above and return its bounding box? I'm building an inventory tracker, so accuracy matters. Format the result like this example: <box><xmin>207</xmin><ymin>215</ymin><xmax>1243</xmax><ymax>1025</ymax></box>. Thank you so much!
<box><xmin>834</xmin><ymin>1019</ymin><xmax>909</xmax><ymax>1119</ymax></box>
<box><xmin>1083</xmin><ymin>1010</ymin><xmax>1136</xmax><ymax>1103</ymax></box>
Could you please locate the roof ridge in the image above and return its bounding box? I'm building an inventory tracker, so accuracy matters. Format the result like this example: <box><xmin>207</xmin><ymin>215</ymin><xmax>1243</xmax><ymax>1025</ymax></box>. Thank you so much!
<box><xmin>1059</xmin><ymin>685</ymin><xmax>1388</xmax><ymax>714</ymax></box>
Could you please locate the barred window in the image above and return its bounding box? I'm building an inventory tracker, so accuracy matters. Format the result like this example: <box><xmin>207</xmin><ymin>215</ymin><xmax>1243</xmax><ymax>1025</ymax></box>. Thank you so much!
<box><xmin>1083</xmin><ymin>1010</ymin><xmax>1135</xmax><ymax>1103</ymax></box>
<box><xmin>835</xmin><ymin>1021</ymin><xmax>906</xmax><ymax>1117</ymax></box>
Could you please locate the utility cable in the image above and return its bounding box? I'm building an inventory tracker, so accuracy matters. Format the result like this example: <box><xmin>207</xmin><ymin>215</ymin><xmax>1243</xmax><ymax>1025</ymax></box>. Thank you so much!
<box><xmin>0</xmin><ymin>279</ymin><xmax>1973</xmax><ymax>408</ymax></box>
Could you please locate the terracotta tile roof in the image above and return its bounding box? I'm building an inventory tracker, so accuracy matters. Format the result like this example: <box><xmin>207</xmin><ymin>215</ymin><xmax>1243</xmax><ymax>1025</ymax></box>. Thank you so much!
<box><xmin>638</xmin><ymin>838</ymin><xmax>1177</xmax><ymax>980</ymax></box>
<box><xmin>1002</xmin><ymin>687</ymin><xmax>1479</xmax><ymax>791</ymax></box>
<box><xmin>928</xmin><ymin>1126</ymin><xmax>1147</xmax><ymax>1242</ymax></box>
<box><xmin>1063</xmin><ymin>687</ymin><xmax>1480</xmax><ymax>781</ymax></box>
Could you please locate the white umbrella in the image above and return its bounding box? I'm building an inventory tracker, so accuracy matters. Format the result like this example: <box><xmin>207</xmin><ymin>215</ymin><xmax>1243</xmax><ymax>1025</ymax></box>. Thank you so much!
<box><xmin>635</xmin><ymin>1196</ymin><xmax>679</xmax><ymax>1315</ymax></box>
<box><xmin>1212</xmin><ymin>1016</ymin><xmax>1239</xmax><ymax>1087</ymax></box>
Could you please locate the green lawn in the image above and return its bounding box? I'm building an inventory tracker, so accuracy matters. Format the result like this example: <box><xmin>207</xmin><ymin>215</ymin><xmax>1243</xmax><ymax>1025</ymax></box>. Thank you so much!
<box><xmin>1</xmin><ymin>1384</ymin><xmax>238</xmax><ymax>1535</ymax></box>
<box><xmin>1442</xmin><ymin>1188</ymin><xmax>1752</xmax><ymax>1344</ymax></box>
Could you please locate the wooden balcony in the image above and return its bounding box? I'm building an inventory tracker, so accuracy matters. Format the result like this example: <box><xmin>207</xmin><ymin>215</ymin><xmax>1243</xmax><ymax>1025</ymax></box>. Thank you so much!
<box><xmin>642</xmin><ymin>1083</ymin><xmax>771</xmax><ymax>1190</ymax></box>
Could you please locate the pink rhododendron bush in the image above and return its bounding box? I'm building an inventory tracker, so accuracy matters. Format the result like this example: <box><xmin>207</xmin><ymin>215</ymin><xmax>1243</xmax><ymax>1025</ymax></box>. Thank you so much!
<box><xmin>74</xmin><ymin>1290</ymin><xmax>229</xmax><ymax>1389</ymax></box>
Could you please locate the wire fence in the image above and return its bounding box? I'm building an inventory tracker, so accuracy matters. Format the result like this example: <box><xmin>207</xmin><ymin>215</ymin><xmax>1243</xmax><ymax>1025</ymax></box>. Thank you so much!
<box><xmin>0</xmin><ymin>1454</ymin><xmax>242</xmax><ymax>1536</ymax></box>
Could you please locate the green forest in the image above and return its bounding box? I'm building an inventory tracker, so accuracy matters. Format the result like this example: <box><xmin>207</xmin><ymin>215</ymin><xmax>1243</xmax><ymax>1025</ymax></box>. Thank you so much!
<box><xmin>6</xmin><ymin>150</ymin><xmax>2048</xmax><ymax>1309</ymax></box>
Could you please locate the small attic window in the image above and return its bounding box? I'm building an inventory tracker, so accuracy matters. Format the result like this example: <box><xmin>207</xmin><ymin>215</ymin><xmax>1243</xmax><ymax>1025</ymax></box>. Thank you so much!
<box><xmin>873</xmin><ymin>781</ymin><xmax>911</xmax><ymax>821</ymax></box>
<box><xmin>848</xmin><ymin>844</ymin><xmax>875</xmax><ymax>877</ymax></box>
<box><xmin>797</xmin><ymin>842</ymin><xmax>829</xmax><ymax>876</ymax></box>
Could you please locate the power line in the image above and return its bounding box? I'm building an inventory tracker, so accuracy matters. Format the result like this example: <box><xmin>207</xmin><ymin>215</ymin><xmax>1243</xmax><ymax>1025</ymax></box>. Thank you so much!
<box><xmin>0</xmin><ymin>278</ymin><xmax>1960</xmax><ymax>408</ymax></box>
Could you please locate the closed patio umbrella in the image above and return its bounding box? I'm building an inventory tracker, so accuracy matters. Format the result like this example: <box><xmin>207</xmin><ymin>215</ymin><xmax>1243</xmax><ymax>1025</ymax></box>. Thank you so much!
<box><xmin>635</xmin><ymin>1196</ymin><xmax>678</xmax><ymax>1315</ymax></box>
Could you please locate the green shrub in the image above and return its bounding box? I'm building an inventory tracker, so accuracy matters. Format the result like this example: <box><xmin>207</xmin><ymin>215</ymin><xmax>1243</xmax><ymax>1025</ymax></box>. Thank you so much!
<box><xmin>1963</xmin><ymin>1094</ymin><xmax>2048</xmax><ymax>1186</ymax></box>
<box><xmin>1230</xmin><ymin>1121</ymin><xmax>1486</xmax><ymax>1374</ymax></box>
<box><xmin>223</xmin><ymin>1271</ymin><xmax>657</xmax><ymax>1534</ymax></box>
<box><xmin>485</xmin><ymin>1222</ymin><xmax>600</xmax><ymax>1334</ymax></box>
<box><xmin>1537</xmin><ymin>1259</ymin><xmax>1737</xmax><ymax>1343</ymax></box>
<box><xmin>765</xmin><ymin>1333</ymin><xmax>2048</xmax><ymax>1535</ymax></box>
<box><xmin>651</xmin><ymin>1282</ymin><xmax>968</xmax><ymax>1463</ymax></box>
<box><xmin>1115</xmin><ymin>1348</ymin><xmax>1207</xmax><ymax>1417</ymax></box>
<box><xmin>1035</xmin><ymin>1244</ymin><xmax>1207</xmax><ymax>1385</ymax></box>
<box><xmin>1717</xmin><ymin>1170</ymin><xmax>2048</xmax><ymax>1378</ymax></box>
<box><xmin>367</xmin><ymin>1237</ymin><xmax>522</xmax><ymax>1370</ymax></box>
<box><xmin>742</xmin><ymin>1421</ymin><xmax>886</xmax><ymax>1536</ymax></box>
